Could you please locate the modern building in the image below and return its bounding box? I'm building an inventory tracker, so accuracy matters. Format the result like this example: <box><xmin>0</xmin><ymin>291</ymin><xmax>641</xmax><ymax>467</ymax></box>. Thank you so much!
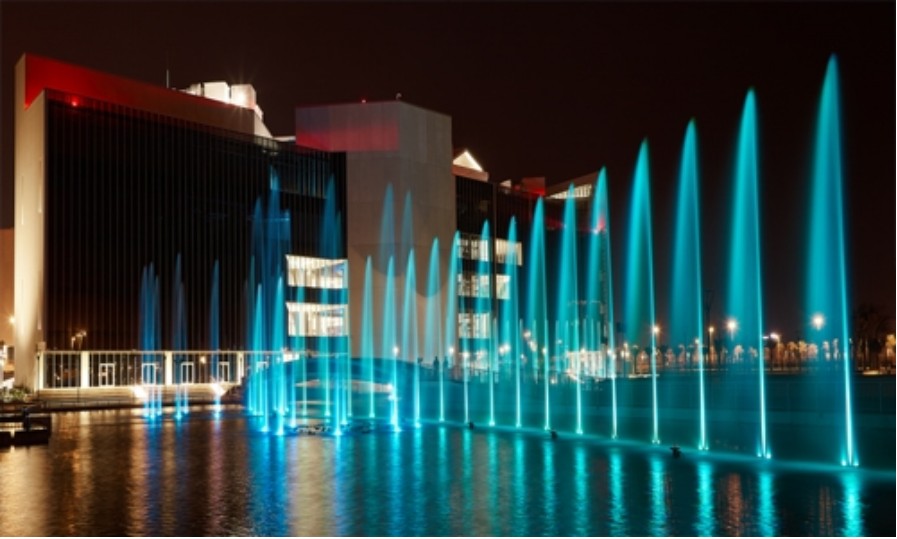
<box><xmin>13</xmin><ymin>54</ymin><xmax>597</xmax><ymax>390</ymax></box>
<box><xmin>14</xmin><ymin>54</ymin><xmax>348</xmax><ymax>389</ymax></box>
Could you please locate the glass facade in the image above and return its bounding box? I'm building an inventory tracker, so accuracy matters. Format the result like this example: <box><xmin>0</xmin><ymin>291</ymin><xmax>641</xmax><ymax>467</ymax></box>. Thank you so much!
<box><xmin>44</xmin><ymin>90</ymin><xmax>346</xmax><ymax>352</ymax></box>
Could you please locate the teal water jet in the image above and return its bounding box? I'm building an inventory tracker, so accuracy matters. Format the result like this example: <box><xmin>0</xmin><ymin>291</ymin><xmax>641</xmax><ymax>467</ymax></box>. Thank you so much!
<box><xmin>477</xmin><ymin>221</ymin><xmax>493</xmax><ymax>427</ymax></box>
<box><xmin>209</xmin><ymin>260</ymin><xmax>221</xmax><ymax>414</ymax></box>
<box><xmin>444</xmin><ymin>232</ymin><xmax>461</xmax><ymax>423</ymax></box>
<box><xmin>625</xmin><ymin>141</ymin><xmax>659</xmax><ymax>444</ymax></box>
<box><xmin>425</xmin><ymin>238</ymin><xmax>443</xmax><ymax>424</ymax></box>
<box><xmin>727</xmin><ymin>89</ymin><xmax>769</xmax><ymax>459</ymax></box>
<box><xmin>588</xmin><ymin>168</ymin><xmax>617</xmax><ymax>438</ymax></box>
<box><xmin>403</xmin><ymin>248</ymin><xmax>420</xmax><ymax>427</ymax></box>
<box><xmin>384</xmin><ymin>256</ymin><xmax>399</xmax><ymax>431</ymax></box>
<box><xmin>526</xmin><ymin>199</ymin><xmax>550</xmax><ymax>430</ymax></box>
<box><xmin>670</xmin><ymin>120</ymin><xmax>707</xmax><ymax>450</ymax></box>
<box><xmin>806</xmin><ymin>55</ymin><xmax>856</xmax><ymax>466</ymax></box>
<box><xmin>557</xmin><ymin>185</ymin><xmax>583</xmax><ymax>434</ymax></box>
<box><xmin>501</xmin><ymin>217</ymin><xmax>521</xmax><ymax>428</ymax></box>
<box><xmin>172</xmin><ymin>254</ymin><xmax>188</xmax><ymax>419</ymax></box>
<box><xmin>362</xmin><ymin>257</ymin><xmax>376</xmax><ymax>418</ymax></box>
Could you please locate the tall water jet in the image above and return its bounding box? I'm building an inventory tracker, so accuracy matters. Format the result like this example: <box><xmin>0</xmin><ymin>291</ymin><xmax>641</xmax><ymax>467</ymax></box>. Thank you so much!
<box><xmin>526</xmin><ymin>199</ymin><xmax>550</xmax><ymax>430</ymax></box>
<box><xmin>243</xmin><ymin>167</ymin><xmax>293</xmax><ymax>429</ymax></box>
<box><xmin>727</xmin><ymin>89</ymin><xmax>769</xmax><ymax>458</ymax></box>
<box><xmin>383</xmin><ymin>256</ymin><xmax>399</xmax><ymax>431</ymax></box>
<box><xmin>209</xmin><ymin>261</ymin><xmax>221</xmax><ymax>414</ymax></box>
<box><xmin>587</xmin><ymin>168</ymin><xmax>617</xmax><ymax>438</ymax></box>
<box><xmin>403</xmin><ymin>248</ymin><xmax>420</xmax><ymax>427</ymax></box>
<box><xmin>501</xmin><ymin>217</ymin><xmax>521</xmax><ymax>427</ymax></box>
<box><xmin>362</xmin><ymin>257</ymin><xmax>376</xmax><ymax>418</ymax></box>
<box><xmin>625</xmin><ymin>141</ymin><xmax>659</xmax><ymax>443</ymax></box>
<box><xmin>806</xmin><ymin>55</ymin><xmax>856</xmax><ymax>466</ymax></box>
<box><xmin>424</xmin><ymin>239</ymin><xmax>443</xmax><ymax>422</ymax></box>
<box><xmin>270</xmin><ymin>276</ymin><xmax>286</xmax><ymax>435</ymax></box>
<box><xmin>477</xmin><ymin>221</ymin><xmax>493</xmax><ymax>427</ymax></box>
<box><xmin>252</xmin><ymin>285</ymin><xmax>268</xmax><ymax>430</ymax></box>
<box><xmin>172</xmin><ymin>254</ymin><xmax>189</xmax><ymax>418</ymax></box>
<box><xmin>444</xmin><ymin>232</ymin><xmax>461</xmax><ymax>423</ymax></box>
<box><xmin>670</xmin><ymin>121</ymin><xmax>708</xmax><ymax>450</ymax></box>
<box><xmin>377</xmin><ymin>185</ymin><xmax>400</xmax><ymax>430</ymax></box>
<box><xmin>139</xmin><ymin>264</ymin><xmax>162</xmax><ymax>417</ymax></box>
<box><xmin>557</xmin><ymin>184</ymin><xmax>583</xmax><ymax>433</ymax></box>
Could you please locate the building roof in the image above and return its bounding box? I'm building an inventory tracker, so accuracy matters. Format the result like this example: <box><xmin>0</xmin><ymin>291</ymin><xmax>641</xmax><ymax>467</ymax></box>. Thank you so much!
<box><xmin>17</xmin><ymin>53</ymin><xmax>261</xmax><ymax>137</ymax></box>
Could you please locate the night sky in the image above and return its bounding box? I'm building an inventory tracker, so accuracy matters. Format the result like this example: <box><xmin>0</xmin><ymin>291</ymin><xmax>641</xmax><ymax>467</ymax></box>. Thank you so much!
<box><xmin>1</xmin><ymin>1</ymin><xmax>893</xmax><ymax>339</ymax></box>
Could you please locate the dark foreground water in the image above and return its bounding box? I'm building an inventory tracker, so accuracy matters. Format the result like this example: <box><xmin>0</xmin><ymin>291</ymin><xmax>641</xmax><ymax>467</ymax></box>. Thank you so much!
<box><xmin>1</xmin><ymin>406</ymin><xmax>893</xmax><ymax>536</ymax></box>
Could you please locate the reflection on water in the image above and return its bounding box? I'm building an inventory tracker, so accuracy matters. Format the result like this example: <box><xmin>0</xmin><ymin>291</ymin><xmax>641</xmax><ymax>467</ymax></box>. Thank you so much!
<box><xmin>695</xmin><ymin>460</ymin><xmax>716</xmax><ymax>536</ymax></box>
<box><xmin>648</xmin><ymin>454</ymin><xmax>668</xmax><ymax>536</ymax></box>
<box><xmin>757</xmin><ymin>471</ymin><xmax>777</xmax><ymax>536</ymax></box>
<box><xmin>840</xmin><ymin>471</ymin><xmax>863</xmax><ymax>537</ymax></box>
<box><xmin>0</xmin><ymin>407</ymin><xmax>892</xmax><ymax>536</ymax></box>
<box><xmin>608</xmin><ymin>448</ymin><xmax>627</xmax><ymax>535</ymax></box>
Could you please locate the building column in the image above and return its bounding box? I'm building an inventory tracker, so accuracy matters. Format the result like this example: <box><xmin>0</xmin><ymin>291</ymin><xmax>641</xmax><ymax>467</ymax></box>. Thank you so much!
<box><xmin>164</xmin><ymin>352</ymin><xmax>173</xmax><ymax>385</ymax></box>
<box><xmin>80</xmin><ymin>352</ymin><xmax>90</xmax><ymax>388</ymax></box>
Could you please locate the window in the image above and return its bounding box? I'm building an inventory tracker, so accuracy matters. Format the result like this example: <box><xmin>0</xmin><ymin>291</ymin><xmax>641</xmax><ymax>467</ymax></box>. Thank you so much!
<box><xmin>286</xmin><ymin>302</ymin><xmax>348</xmax><ymax>337</ymax></box>
<box><xmin>286</xmin><ymin>255</ymin><xmax>347</xmax><ymax>289</ymax></box>
<box><xmin>496</xmin><ymin>274</ymin><xmax>511</xmax><ymax>300</ymax></box>
<box><xmin>458</xmin><ymin>272</ymin><xmax>490</xmax><ymax>298</ymax></box>
<box><xmin>494</xmin><ymin>239</ymin><xmax>523</xmax><ymax>266</ymax></box>
<box><xmin>458</xmin><ymin>234</ymin><xmax>490</xmax><ymax>262</ymax></box>
<box><xmin>458</xmin><ymin>312</ymin><xmax>492</xmax><ymax>339</ymax></box>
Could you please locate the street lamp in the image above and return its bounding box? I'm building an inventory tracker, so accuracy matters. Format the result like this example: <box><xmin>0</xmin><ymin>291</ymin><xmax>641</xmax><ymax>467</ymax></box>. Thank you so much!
<box><xmin>770</xmin><ymin>332</ymin><xmax>781</xmax><ymax>371</ymax></box>
<box><xmin>812</xmin><ymin>314</ymin><xmax>825</xmax><ymax>331</ymax></box>
<box><xmin>726</xmin><ymin>319</ymin><xmax>737</xmax><ymax>339</ymax></box>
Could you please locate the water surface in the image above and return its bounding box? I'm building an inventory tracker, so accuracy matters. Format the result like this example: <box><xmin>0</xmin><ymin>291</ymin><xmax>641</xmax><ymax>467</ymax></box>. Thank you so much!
<box><xmin>1</xmin><ymin>407</ymin><xmax>892</xmax><ymax>536</ymax></box>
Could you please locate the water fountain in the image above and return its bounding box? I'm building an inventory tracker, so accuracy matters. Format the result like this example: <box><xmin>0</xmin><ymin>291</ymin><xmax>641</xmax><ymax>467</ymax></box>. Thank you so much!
<box><xmin>670</xmin><ymin>120</ymin><xmax>708</xmax><ymax>450</ymax></box>
<box><xmin>806</xmin><ymin>55</ymin><xmax>856</xmax><ymax>467</ymax></box>
<box><xmin>228</xmin><ymin>56</ymin><xmax>863</xmax><ymax>469</ymax></box>
<box><xmin>587</xmin><ymin>168</ymin><xmax>617</xmax><ymax>438</ymax></box>
<box><xmin>624</xmin><ymin>141</ymin><xmax>659</xmax><ymax>444</ymax></box>
<box><xmin>727</xmin><ymin>90</ymin><xmax>770</xmax><ymax>459</ymax></box>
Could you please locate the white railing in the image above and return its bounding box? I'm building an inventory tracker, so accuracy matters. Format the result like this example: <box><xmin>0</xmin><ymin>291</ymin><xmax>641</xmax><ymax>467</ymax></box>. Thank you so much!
<box><xmin>34</xmin><ymin>350</ymin><xmax>292</xmax><ymax>390</ymax></box>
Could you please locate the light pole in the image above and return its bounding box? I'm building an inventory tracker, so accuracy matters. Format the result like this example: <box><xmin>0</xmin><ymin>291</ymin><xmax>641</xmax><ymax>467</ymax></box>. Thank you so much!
<box><xmin>708</xmin><ymin>326</ymin><xmax>715</xmax><ymax>367</ymax></box>
<box><xmin>812</xmin><ymin>314</ymin><xmax>825</xmax><ymax>366</ymax></box>
<box><xmin>726</xmin><ymin>319</ymin><xmax>737</xmax><ymax>367</ymax></box>
<box><xmin>770</xmin><ymin>332</ymin><xmax>781</xmax><ymax>370</ymax></box>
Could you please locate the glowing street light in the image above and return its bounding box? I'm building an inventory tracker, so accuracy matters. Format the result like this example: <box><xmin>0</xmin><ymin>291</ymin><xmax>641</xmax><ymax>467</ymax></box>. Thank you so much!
<box><xmin>812</xmin><ymin>314</ymin><xmax>825</xmax><ymax>331</ymax></box>
<box><xmin>726</xmin><ymin>319</ymin><xmax>737</xmax><ymax>339</ymax></box>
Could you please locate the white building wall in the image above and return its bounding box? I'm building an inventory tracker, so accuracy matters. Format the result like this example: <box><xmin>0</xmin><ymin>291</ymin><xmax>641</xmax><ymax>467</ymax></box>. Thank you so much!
<box><xmin>296</xmin><ymin>101</ymin><xmax>456</xmax><ymax>361</ymax></box>
<box><xmin>14</xmin><ymin>58</ymin><xmax>46</xmax><ymax>389</ymax></box>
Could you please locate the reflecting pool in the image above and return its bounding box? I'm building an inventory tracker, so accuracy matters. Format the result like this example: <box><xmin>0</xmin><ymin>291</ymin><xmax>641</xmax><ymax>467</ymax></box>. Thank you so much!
<box><xmin>0</xmin><ymin>406</ymin><xmax>892</xmax><ymax>536</ymax></box>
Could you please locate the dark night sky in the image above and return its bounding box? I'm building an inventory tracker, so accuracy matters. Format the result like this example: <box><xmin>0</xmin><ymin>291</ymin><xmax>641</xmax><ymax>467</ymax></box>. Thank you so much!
<box><xmin>1</xmin><ymin>1</ymin><xmax>894</xmax><ymax>339</ymax></box>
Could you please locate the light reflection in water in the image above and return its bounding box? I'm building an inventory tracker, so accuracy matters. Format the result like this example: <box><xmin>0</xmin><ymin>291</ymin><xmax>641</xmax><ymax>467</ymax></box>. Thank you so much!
<box><xmin>840</xmin><ymin>471</ymin><xmax>863</xmax><ymax>536</ymax></box>
<box><xmin>513</xmin><ymin>435</ymin><xmax>528</xmax><ymax>533</ymax></box>
<box><xmin>410</xmin><ymin>428</ymin><xmax>424</xmax><ymax>533</ymax></box>
<box><xmin>487</xmin><ymin>432</ymin><xmax>501</xmax><ymax>535</ymax></box>
<box><xmin>461</xmin><ymin>429</ymin><xmax>473</xmax><ymax>534</ymax></box>
<box><xmin>542</xmin><ymin>439</ymin><xmax>558</xmax><ymax>535</ymax></box>
<box><xmin>648</xmin><ymin>453</ymin><xmax>668</xmax><ymax>536</ymax></box>
<box><xmin>608</xmin><ymin>449</ymin><xmax>627</xmax><ymax>536</ymax></box>
<box><xmin>722</xmin><ymin>473</ymin><xmax>744</xmax><ymax>535</ymax></box>
<box><xmin>695</xmin><ymin>460</ymin><xmax>716</xmax><ymax>536</ymax></box>
<box><xmin>0</xmin><ymin>410</ymin><xmax>892</xmax><ymax>536</ymax></box>
<box><xmin>573</xmin><ymin>443</ymin><xmax>588</xmax><ymax>535</ymax></box>
<box><xmin>757</xmin><ymin>470</ymin><xmax>777</xmax><ymax>536</ymax></box>
<box><xmin>388</xmin><ymin>431</ymin><xmax>403</xmax><ymax>535</ymax></box>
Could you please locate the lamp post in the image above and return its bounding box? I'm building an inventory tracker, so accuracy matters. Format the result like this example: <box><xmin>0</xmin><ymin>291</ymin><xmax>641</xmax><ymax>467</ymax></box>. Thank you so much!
<box><xmin>770</xmin><ymin>332</ymin><xmax>781</xmax><ymax>370</ymax></box>
<box><xmin>726</xmin><ymin>319</ymin><xmax>737</xmax><ymax>367</ymax></box>
<box><xmin>812</xmin><ymin>314</ymin><xmax>825</xmax><ymax>366</ymax></box>
<box><xmin>708</xmin><ymin>326</ymin><xmax>715</xmax><ymax>367</ymax></box>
